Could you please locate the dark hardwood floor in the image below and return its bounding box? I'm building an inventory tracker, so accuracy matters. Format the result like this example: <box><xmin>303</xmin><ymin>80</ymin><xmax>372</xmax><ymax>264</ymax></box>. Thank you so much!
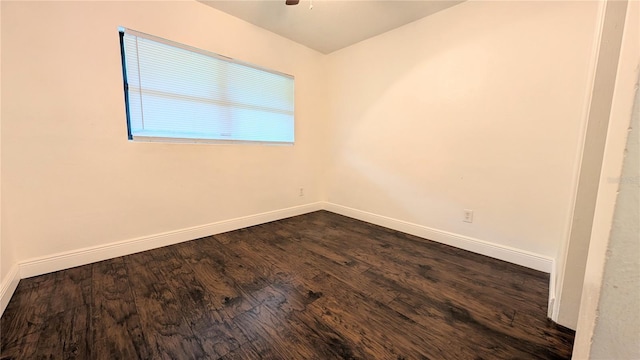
<box><xmin>1</xmin><ymin>211</ymin><xmax>574</xmax><ymax>359</ymax></box>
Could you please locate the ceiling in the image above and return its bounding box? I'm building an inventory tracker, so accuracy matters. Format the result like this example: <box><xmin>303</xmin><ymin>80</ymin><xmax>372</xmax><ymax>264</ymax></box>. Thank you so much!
<box><xmin>199</xmin><ymin>0</ymin><xmax>464</xmax><ymax>54</ymax></box>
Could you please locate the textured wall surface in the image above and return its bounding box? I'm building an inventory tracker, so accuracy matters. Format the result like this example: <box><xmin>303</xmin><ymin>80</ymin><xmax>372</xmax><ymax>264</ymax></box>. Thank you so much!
<box><xmin>590</xmin><ymin>77</ymin><xmax>639</xmax><ymax>359</ymax></box>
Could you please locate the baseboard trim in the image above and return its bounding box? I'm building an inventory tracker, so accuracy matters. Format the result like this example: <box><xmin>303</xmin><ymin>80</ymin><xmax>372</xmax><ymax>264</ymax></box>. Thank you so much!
<box><xmin>8</xmin><ymin>200</ymin><xmax>553</xmax><ymax>317</ymax></box>
<box><xmin>19</xmin><ymin>202</ymin><xmax>323</xmax><ymax>279</ymax></box>
<box><xmin>548</xmin><ymin>260</ymin><xmax>558</xmax><ymax>319</ymax></box>
<box><xmin>0</xmin><ymin>264</ymin><xmax>21</xmax><ymax>316</ymax></box>
<box><xmin>323</xmin><ymin>202</ymin><xmax>553</xmax><ymax>273</ymax></box>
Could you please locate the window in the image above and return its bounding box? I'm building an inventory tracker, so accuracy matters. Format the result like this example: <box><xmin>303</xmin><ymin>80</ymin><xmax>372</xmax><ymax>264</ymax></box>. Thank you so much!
<box><xmin>118</xmin><ymin>28</ymin><xmax>295</xmax><ymax>144</ymax></box>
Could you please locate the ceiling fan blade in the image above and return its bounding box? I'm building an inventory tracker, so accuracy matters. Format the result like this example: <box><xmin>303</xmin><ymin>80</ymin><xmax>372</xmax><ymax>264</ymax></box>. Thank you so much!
<box><xmin>285</xmin><ymin>0</ymin><xmax>299</xmax><ymax>5</ymax></box>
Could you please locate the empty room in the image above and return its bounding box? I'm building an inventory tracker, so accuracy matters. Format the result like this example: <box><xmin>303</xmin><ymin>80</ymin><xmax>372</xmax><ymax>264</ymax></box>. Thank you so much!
<box><xmin>1</xmin><ymin>0</ymin><xmax>638</xmax><ymax>359</ymax></box>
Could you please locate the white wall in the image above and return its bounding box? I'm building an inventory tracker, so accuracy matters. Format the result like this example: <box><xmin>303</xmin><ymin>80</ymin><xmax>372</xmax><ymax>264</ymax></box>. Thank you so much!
<box><xmin>0</xmin><ymin>1</ymin><xmax>19</xmax><ymax>315</ymax></box>
<box><xmin>325</xmin><ymin>1</ymin><xmax>599</xmax><ymax>264</ymax></box>
<box><xmin>573</xmin><ymin>0</ymin><xmax>640</xmax><ymax>357</ymax></box>
<box><xmin>1</xmin><ymin>1</ymin><xmax>326</xmax><ymax>281</ymax></box>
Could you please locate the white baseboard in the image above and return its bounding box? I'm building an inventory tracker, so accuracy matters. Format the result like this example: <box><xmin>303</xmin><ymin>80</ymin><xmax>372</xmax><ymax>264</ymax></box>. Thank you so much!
<box><xmin>5</xmin><ymin>200</ymin><xmax>554</xmax><ymax>318</ymax></box>
<box><xmin>0</xmin><ymin>264</ymin><xmax>21</xmax><ymax>316</ymax></box>
<box><xmin>548</xmin><ymin>260</ymin><xmax>558</xmax><ymax>319</ymax></box>
<box><xmin>323</xmin><ymin>202</ymin><xmax>553</xmax><ymax>273</ymax></box>
<box><xmin>18</xmin><ymin>202</ymin><xmax>323</xmax><ymax>279</ymax></box>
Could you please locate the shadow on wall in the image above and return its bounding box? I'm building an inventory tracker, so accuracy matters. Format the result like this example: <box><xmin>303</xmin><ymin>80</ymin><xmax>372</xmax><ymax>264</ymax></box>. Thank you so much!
<box><xmin>326</xmin><ymin>1</ymin><xmax>591</xmax><ymax>257</ymax></box>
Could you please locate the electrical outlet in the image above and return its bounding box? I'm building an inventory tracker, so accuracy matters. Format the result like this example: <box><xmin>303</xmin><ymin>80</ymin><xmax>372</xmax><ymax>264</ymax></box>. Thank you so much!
<box><xmin>463</xmin><ymin>209</ymin><xmax>473</xmax><ymax>223</ymax></box>
<box><xmin>299</xmin><ymin>188</ymin><xmax>304</xmax><ymax>197</ymax></box>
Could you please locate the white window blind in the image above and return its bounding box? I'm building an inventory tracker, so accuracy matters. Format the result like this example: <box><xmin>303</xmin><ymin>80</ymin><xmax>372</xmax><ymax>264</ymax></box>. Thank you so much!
<box><xmin>119</xmin><ymin>28</ymin><xmax>295</xmax><ymax>144</ymax></box>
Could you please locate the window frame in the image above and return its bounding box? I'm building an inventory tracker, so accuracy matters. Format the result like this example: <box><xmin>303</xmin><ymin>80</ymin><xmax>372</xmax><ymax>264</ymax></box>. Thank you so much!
<box><xmin>118</xmin><ymin>27</ymin><xmax>296</xmax><ymax>145</ymax></box>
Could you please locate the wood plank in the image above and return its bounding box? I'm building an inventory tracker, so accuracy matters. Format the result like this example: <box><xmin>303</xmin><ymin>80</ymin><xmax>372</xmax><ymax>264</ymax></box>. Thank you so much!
<box><xmin>218</xmin><ymin>335</ymin><xmax>284</xmax><ymax>359</ymax></box>
<box><xmin>287</xmin><ymin>213</ymin><xmax>544</xmax><ymax>312</ymax></box>
<box><xmin>171</xmin><ymin>239</ymin><xmax>256</xmax><ymax>323</ymax></box>
<box><xmin>177</xmin><ymin>236</ymin><xmax>269</xmax><ymax>301</ymax></box>
<box><xmin>91</xmin><ymin>257</ymin><xmax>151</xmax><ymax>360</ymax></box>
<box><xmin>155</xmin><ymin>242</ymin><xmax>250</xmax><ymax>357</ymax></box>
<box><xmin>0</xmin><ymin>273</ymin><xmax>57</xmax><ymax>358</ymax></box>
<box><xmin>305</xmin><ymin>271</ymin><xmax>455</xmax><ymax>359</ymax></box>
<box><xmin>260</xmin><ymin>284</ymin><xmax>372</xmax><ymax>359</ymax></box>
<box><xmin>32</xmin><ymin>305</ymin><xmax>90</xmax><ymax>359</ymax></box>
<box><xmin>47</xmin><ymin>266</ymin><xmax>93</xmax><ymax>315</ymax></box>
<box><xmin>123</xmin><ymin>249</ymin><xmax>206</xmax><ymax>359</ymax></box>
<box><xmin>233</xmin><ymin>303</ymin><xmax>330</xmax><ymax>359</ymax></box>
